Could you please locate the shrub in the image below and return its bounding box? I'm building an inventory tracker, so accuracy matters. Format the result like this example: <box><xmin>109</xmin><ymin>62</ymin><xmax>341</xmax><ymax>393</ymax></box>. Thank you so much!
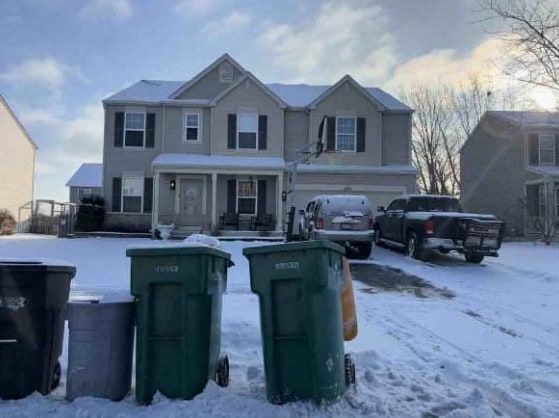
<box><xmin>76</xmin><ymin>195</ymin><xmax>105</xmax><ymax>231</ymax></box>
<box><xmin>0</xmin><ymin>209</ymin><xmax>17</xmax><ymax>235</ymax></box>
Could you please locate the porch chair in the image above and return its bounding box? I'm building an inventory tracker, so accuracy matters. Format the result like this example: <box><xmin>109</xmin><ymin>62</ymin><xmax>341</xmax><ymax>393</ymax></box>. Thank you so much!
<box><xmin>251</xmin><ymin>213</ymin><xmax>274</xmax><ymax>231</ymax></box>
<box><xmin>220</xmin><ymin>213</ymin><xmax>239</xmax><ymax>230</ymax></box>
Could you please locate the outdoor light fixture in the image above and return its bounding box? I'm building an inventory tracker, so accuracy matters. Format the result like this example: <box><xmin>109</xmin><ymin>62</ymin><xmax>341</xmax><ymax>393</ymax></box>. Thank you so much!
<box><xmin>170</xmin><ymin>180</ymin><xmax>176</xmax><ymax>190</ymax></box>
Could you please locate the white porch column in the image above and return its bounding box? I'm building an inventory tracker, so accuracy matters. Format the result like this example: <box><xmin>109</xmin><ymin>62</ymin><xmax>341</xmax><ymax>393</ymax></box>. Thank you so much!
<box><xmin>153</xmin><ymin>171</ymin><xmax>160</xmax><ymax>233</ymax></box>
<box><xmin>276</xmin><ymin>172</ymin><xmax>284</xmax><ymax>231</ymax></box>
<box><xmin>211</xmin><ymin>172</ymin><xmax>218</xmax><ymax>228</ymax></box>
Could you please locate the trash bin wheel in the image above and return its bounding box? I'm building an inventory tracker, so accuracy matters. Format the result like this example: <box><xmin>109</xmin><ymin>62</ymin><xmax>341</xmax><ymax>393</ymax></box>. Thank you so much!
<box><xmin>51</xmin><ymin>361</ymin><xmax>61</xmax><ymax>391</ymax></box>
<box><xmin>344</xmin><ymin>354</ymin><xmax>356</xmax><ymax>386</ymax></box>
<box><xmin>216</xmin><ymin>354</ymin><xmax>230</xmax><ymax>387</ymax></box>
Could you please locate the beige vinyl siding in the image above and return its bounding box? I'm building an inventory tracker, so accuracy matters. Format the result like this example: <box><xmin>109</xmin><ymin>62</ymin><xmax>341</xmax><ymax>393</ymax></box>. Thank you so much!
<box><xmin>284</xmin><ymin>110</ymin><xmax>309</xmax><ymax>162</ymax></box>
<box><xmin>212</xmin><ymin>78</ymin><xmax>284</xmax><ymax>157</ymax></box>
<box><xmin>161</xmin><ymin>106</ymin><xmax>211</xmax><ymax>154</ymax></box>
<box><xmin>310</xmin><ymin>81</ymin><xmax>383</xmax><ymax>166</ymax></box>
<box><xmin>175</xmin><ymin>65</ymin><xmax>244</xmax><ymax>100</ymax></box>
<box><xmin>0</xmin><ymin>100</ymin><xmax>35</xmax><ymax>222</ymax></box>
<box><xmin>382</xmin><ymin>113</ymin><xmax>411</xmax><ymax>165</ymax></box>
<box><xmin>460</xmin><ymin>114</ymin><xmax>527</xmax><ymax>236</ymax></box>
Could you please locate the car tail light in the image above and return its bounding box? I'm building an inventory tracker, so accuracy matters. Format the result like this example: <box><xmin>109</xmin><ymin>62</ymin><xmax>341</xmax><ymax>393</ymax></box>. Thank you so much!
<box><xmin>425</xmin><ymin>219</ymin><xmax>434</xmax><ymax>235</ymax></box>
<box><xmin>368</xmin><ymin>218</ymin><xmax>374</xmax><ymax>229</ymax></box>
<box><xmin>316</xmin><ymin>218</ymin><xmax>324</xmax><ymax>229</ymax></box>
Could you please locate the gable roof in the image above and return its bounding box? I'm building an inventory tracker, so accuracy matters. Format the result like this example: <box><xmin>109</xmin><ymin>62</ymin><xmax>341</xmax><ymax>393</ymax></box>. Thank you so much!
<box><xmin>488</xmin><ymin>111</ymin><xmax>559</xmax><ymax>127</ymax></box>
<box><xmin>66</xmin><ymin>163</ymin><xmax>103</xmax><ymax>188</ymax></box>
<box><xmin>309</xmin><ymin>75</ymin><xmax>386</xmax><ymax>110</ymax></box>
<box><xmin>211</xmin><ymin>72</ymin><xmax>288</xmax><ymax>108</ymax></box>
<box><xmin>168</xmin><ymin>53</ymin><xmax>247</xmax><ymax>100</ymax></box>
<box><xmin>0</xmin><ymin>93</ymin><xmax>38</xmax><ymax>149</ymax></box>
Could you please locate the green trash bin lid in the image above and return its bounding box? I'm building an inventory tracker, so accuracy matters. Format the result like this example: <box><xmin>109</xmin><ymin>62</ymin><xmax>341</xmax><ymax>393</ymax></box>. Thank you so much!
<box><xmin>242</xmin><ymin>240</ymin><xmax>344</xmax><ymax>256</ymax></box>
<box><xmin>126</xmin><ymin>242</ymin><xmax>232</xmax><ymax>262</ymax></box>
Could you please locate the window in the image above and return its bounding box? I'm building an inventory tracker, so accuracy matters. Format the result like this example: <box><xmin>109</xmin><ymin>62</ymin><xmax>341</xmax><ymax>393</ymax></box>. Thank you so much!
<box><xmin>238</xmin><ymin>111</ymin><xmax>258</xmax><ymax>149</ymax></box>
<box><xmin>122</xmin><ymin>176</ymin><xmax>143</xmax><ymax>213</ymax></box>
<box><xmin>556</xmin><ymin>184</ymin><xmax>559</xmax><ymax>217</ymax></box>
<box><xmin>78</xmin><ymin>188</ymin><xmax>92</xmax><ymax>198</ymax></box>
<box><xmin>237</xmin><ymin>180</ymin><xmax>256</xmax><ymax>214</ymax></box>
<box><xmin>538</xmin><ymin>184</ymin><xmax>546</xmax><ymax>218</ymax></box>
<box><xmin>336</xmin><ymin>117</ymin><xmax>356</xmax><ymax>152</ymax></box>
<box><xmin>185</xmin><ymin>113</ymin><xmax>200</xmax><ymax>141</ymax></box>
<box><xmin>124</xmin><ymin>112</ymin><xmax>145</xmax><ymax>147</ymax></box>
<box><xmin>387</xmin><ymin>199</ymin><xmax>406</xmax><ymax>211</ymax></box>
<box><xmin>539</xmin><ymin>134</ymin><xmax>555</xmax><ymax>165</ymax></box>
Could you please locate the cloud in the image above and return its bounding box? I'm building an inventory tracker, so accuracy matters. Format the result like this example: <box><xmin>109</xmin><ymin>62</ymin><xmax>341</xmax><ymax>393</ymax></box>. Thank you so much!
<box><xmin>79</xmin><ymin>0</ymin><xmax>132</xmax><ymax>21</ymax></box>
<box><xmin>0</xmin><ymin>58</ymin><xmax>74</xmax><ymax>89</ymax></box>
<box><xmin>203</xmin><ymin>11</ymin><xmax>251</xmax><ymax>36</ymax></box>
<box><xmin>258</xmin><ymin>0</ymin><xmax>397</xmax><ymax>84</ymax></box>
<box><xmin>386</xmin><ymin>38</ymin><xmax>506</xmax><ymax>90</ymax></box>
<box><xmin>175</xmin><ymin>0</ymin><xmax>222</xmax><ymax>17</ymax></box>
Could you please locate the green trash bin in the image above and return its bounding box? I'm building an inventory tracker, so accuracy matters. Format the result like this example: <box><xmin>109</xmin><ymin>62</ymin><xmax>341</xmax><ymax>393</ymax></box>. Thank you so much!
<box><xmin>126</xmin><ymin>244</ymin><xmax>231</xmax><ymax>405</ymax></box>
<box><xmin>243</xmin><ymin>240</ymin><xmax>355</xmax><ymax>405</ymax></box>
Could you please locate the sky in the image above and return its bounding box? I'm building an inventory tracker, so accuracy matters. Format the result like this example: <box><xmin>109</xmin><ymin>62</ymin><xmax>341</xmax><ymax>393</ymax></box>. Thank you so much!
<box><xmin>0</xmin><ymin>0</ymin><xmax>551</xmax><ymax>201</ymax></box>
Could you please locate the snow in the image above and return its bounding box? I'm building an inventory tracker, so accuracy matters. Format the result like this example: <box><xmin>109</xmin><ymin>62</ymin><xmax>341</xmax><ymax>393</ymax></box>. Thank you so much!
<box><xmin>65</xmin><ymin>163</ymin><xmax>103</xmax><ymax>188</ymax></box>
<box><xmin>153</xmin><ymin>154</ymin><xmax>285</xmax><ymax>171</ymax></box>
<box><xmin>0</xmin><ymin>235</ymin><xmax>558</xmax><ymax>417</ymax></box>
<box><xmin>527</xmin><ymin>165</ymin><xmax>559</xmax><ymax>177</ymax></box>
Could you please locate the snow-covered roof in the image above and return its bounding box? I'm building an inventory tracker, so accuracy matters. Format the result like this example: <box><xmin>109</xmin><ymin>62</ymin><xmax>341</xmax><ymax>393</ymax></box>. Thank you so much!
<box><xmin>294</xmin><ymin>164</ymin><xmax>416</xmax><ymax>175</ymax></box>
<box><xmin>66</xmin><ymin>163</ymin><xmax>103</xmax><ymax>188</ymax></box>
<box><xmin>489</xmin><ymin>111</ymin><xmax>559</xmax><ymax>126</ymax></box>
<box><xmin>104</xmin><ymin>80</ymin><xmax>410</xmax><ymax>111</ymax></box>
<box><xmin>527</xmin><ymin>165</ymin><xmax>559</xmax><ymax>177</ymax></box>
<box><xmin>152</xmin><ymin>154</ymin><xmax>286</xmax><ymax>171</ymax></box>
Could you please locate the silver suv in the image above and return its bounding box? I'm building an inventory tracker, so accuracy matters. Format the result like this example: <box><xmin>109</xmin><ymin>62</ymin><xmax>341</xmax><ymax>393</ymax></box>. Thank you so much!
<box><xmin>298</xmin><ymin>194</ymin><xmax>374</xmax><ymax>259</ymax></box>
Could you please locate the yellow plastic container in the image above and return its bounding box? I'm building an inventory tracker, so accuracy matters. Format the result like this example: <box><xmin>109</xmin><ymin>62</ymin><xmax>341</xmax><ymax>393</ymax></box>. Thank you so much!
<box><xmin>341</xmin><ymin>257</ymin><xmax>358</xmax><ymax>341</ymax></box>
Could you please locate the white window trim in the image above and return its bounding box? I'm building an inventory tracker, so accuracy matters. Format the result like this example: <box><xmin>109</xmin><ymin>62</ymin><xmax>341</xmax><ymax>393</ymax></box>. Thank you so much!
<box><xmin>236</xmin><ymin>179</ymin><xmax>257</xmax><ymax>215</ymax></box>
<box><xmin>555</xmin><ymin>184</ymin><xmax>559</xmax><ymax>217</ymax></box>
<box><xmin>184</xmin><ymin>111</ymin><xmax>202</xmax><ymax>143</ymax></box>
<box><xmin>538</xmin><ymin>133</ymin><xmax>555</xmax><ymax>166</ymax></box>
<box><xmin>124</xmin><ymin>111</ymin><xmax>146</xmax><ymax>149</ymax></box>
<box><xmin>121</xmin><ymin>175</ymin><xmax>144</xmax><ymax>213</ymax></box>
<box><xmin>335</xmin><ymin>116</ymin><xmax>357</xmax><ymax>153</ymax></box>
<box><xmin>237</xmin><ymin>110</ymin><xmax>259</xmax><ymax>150</ymax></box>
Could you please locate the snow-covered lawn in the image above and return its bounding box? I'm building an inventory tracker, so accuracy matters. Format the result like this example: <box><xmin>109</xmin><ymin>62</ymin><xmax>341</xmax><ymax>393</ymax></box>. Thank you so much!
<box><xmin>0</xmin><ymin>236</ymin><xmax>558</xmax><ymax>417</ymax></box>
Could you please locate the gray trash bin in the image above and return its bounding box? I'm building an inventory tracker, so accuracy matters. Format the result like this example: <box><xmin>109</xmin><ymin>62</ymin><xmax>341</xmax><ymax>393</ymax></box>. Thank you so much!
<box><xmin>66</xmin><ymin>290</ymin><xmax>135</xmax><ymax>401</ymax></box>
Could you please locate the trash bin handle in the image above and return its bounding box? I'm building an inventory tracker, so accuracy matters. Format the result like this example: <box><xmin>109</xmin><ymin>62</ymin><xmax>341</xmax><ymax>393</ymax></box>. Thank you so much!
<box><xmin>0</xmin><ymin>339</ymin><xmax>17</xmax><ymax>344</ymax></box>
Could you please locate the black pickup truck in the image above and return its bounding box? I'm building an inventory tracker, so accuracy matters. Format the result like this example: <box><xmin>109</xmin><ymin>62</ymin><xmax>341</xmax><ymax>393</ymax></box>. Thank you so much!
<box><xmin>373</xmin><ymin>194</ymin><xmax>504</xmax><ymax>263</ymax></box>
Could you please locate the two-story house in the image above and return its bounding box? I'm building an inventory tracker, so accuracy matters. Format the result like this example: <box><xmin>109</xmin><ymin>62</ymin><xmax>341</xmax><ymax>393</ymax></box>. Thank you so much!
<box><xmin>102</xmin><ymin>54</ymin><xmax>416</xmax><ymax>234</ymax></box>
<box><xmin>66</xmin><ymin>163</ymin><xmax>103</xmax><ymax>204</ymax></box>
<box><xmin>0</xmin><ymin>93</ymin><xmax>37</xmax><ymax>229</ymax></box>
<box><xmin>461</xmin><ymin>111</ymin><xmax>559</xmax><ymax>237</ymax></box>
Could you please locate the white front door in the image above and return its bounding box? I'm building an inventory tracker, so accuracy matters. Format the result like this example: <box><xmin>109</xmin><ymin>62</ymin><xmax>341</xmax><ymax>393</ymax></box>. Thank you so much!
<box><xmin>179</xmin><ymin>178</ymin><xmax>204</xmax><ymax>226</ymax></box>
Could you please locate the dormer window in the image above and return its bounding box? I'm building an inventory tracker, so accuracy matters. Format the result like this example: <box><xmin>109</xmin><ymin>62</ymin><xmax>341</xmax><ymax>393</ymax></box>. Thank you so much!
<box><xmin>219</xmin><ymin>63</ymin><xmax>233</xmax><ymax>83</ymax></box>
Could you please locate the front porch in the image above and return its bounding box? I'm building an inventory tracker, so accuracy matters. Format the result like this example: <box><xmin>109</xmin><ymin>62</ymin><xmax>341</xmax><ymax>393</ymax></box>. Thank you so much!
<box><xmin>152</xmin><ymin>154</ymin><xmax>286</xmax><ymax>236</ymax></box>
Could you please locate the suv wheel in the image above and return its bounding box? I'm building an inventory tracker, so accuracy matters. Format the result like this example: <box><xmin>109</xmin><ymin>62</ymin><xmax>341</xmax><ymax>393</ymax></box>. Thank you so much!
<box><xmin>465</xmin><ymin>252</ymin><xmax>484</xmax><ymax>264</ymax></box>
<box><xmin>373</xmin><ymin>227</ymin><xmax>383</xmax><ymax>247</ymax></box>
<box><xmin>357</xmin><ymin>242</ymin><xmax>372</xmax><ymax>259</ymax></box>
<box><xmin>406</xmin><ymin>232</ymin><xmax>427</xmax><ymax>261</ymax></box>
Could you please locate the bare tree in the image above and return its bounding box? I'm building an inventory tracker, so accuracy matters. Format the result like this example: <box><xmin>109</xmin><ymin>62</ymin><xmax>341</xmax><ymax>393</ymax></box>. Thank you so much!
<box><xmin>480</xmin><ymin>0</ymin><xmax>559</xmax><ymax>91</ymax></box>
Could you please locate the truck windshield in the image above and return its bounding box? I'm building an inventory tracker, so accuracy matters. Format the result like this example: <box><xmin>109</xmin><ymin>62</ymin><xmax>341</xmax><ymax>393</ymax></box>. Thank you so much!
<box><xmin>407</xmin><ymin>197</ymin><xmax>462</xmax><ymax>212</ymax></box>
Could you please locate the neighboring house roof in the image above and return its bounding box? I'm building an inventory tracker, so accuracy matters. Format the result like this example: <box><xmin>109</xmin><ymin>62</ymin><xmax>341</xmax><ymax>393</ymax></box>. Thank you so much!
<box><xmin>527</xmin><ymin>165</ymin><xmax>559</xmax><ymax>177</ymax></box>
<box><xmin>0</xmin><ymin>93</ymin><xmax>38</xmax><ymax>149</ymax></box>
<box><xmin>66</xmin><ymin>163</ymin><xmax>103</xmax><ymax>187</ymax></box>
<box><xmin>295</xmin><ymin>164</ymin><xmax>416</xmax><ymax>175</ymax></box>
<box><xmin>153</xmin><ymin>154</ymin><xmax>286</xmax><ymax>171</ymax></box>
<box><xmin>488</xmin><ymin>111</ymin><xmax>559</xmax><ymax>127</ymax></box>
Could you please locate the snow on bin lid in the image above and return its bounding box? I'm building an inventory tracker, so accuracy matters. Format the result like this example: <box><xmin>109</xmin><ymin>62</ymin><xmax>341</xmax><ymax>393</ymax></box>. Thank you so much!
<box><xmin>0</xmin><ymin>258</ymin><xmax>75</xmax><ymax>267</ymax></box>
<box><xmin>69</xmin><ymin>289</ymin><xmax>134</xmax><ymax>304</ymax></box>
<box><xmin>243</xmin><ymin>240</ymin><xmax>345</xmax><ymax>256</ymax></box>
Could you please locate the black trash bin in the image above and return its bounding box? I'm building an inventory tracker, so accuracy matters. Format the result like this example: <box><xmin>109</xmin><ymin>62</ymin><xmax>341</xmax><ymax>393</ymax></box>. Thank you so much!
<box><xmin>0</xmin><ymin>259</ymin><xmax>75</xmax><ymax>400</ymax></box>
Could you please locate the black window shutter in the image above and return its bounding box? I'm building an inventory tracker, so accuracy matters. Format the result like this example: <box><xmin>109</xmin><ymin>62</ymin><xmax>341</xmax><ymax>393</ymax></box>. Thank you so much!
<box><xmin>145</xmin><ymin>113</ymin><xmax>155</xmax><ymax>148</ymax></box>
<box><xmin>228</xmin><ymin>114</ymin><xmax>237</xmax><ymax>149</ymax></box>
<box><xmin>326</xmin><ymin>116</ymin><xmax>336</xmax><ymax>151</ymax></box>
<box><xmin>227</xmin><ymin>179</ymin><xmax>236</xmax><ymax>213</ymax></box>
<box><xmin>258</xmin><ymin>115</ymin><xmax>267</xmax><ymax>150</ymax></box>
<box><xmin>114</xmin><ymin>112</ymin><xmax>124</xmax><ymax>147</ymax></box>
<box><xmin>143</xmin><ymin>177</ymin><xmax>153</xmax><ymax>213</ymax></box>
<box><xmin>257</xmin><ymin>180</ymin><xmax>267</xmax><ymax>215</ymax></box>
<box><xmin>356</xmin><ymin>117</ymin><xmax>366</xmax><ymax>152</ymax></box>
<box><xmin>555</xmin><ymin>134</ymin><xmax>559</xmax><ymax>166</ymax></box>
<box><xmin>529</xmin><ymin>133</ymin><xmax>539</xmax><ymax>165</ymax></box>
<box><xmin>526</xmin><ymin>184</ymin><xmax>539</xmax><ymax>217</ymax></box>
<box><xmin>112</xmin><ymin>177</ymin><xmax>122</xmax><ymax>212</ymax></box>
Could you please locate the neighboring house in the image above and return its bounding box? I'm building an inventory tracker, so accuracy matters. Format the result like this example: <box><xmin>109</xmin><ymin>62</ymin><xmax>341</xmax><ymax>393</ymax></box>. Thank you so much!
<box><xmin>66</xmin><ymin>163</ymin><xmax>103</xmax><ymax>204</ymax></box>
<box><xmin>0</xmin><ymin>93</ymin><xmax>37</xmax><ymax>227</ymax></box>
<box><xmin>461</xmin><ymin>111</ymin><xmax>559</xmax><ymax>237</ymax></box>
<box><xmin>102</xmin><ymin>54</ymin><xmax>416</xmax><ymax>233</ymax></box>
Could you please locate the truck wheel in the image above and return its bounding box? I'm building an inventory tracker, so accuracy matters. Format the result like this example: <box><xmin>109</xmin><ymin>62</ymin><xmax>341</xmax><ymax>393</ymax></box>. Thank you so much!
<box><xmin>357</xmin><ymin>242</ymin><xmax>372</xmax><ymax>259</ymax></box>
<box><xmin>344</xmin><ymin>354</ymin><xmax>356</xmax><ymax>386</ymax></box>
<box><xmin>406</xmin><ymin>232</ymin><xmax>426</xmax><ymax>261</ymax></box>
<box><xmin>215</xmin><ymin>354</ymin><xmax>230</xmax><ymax>387</ymax></box>
<box><xmin>465</xmin><ymin>253</ymin><xmax>484</xmax><ymax>264</ymax></box>
<box><xmin>373</xmin><ymin>227</ymin><xmax>384</xmax><ymax>247</ymax></box>
<box><xmin>51</xmin><ymin>361</ymin><xmax>61</xmax><ymax>391</ymax></box>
